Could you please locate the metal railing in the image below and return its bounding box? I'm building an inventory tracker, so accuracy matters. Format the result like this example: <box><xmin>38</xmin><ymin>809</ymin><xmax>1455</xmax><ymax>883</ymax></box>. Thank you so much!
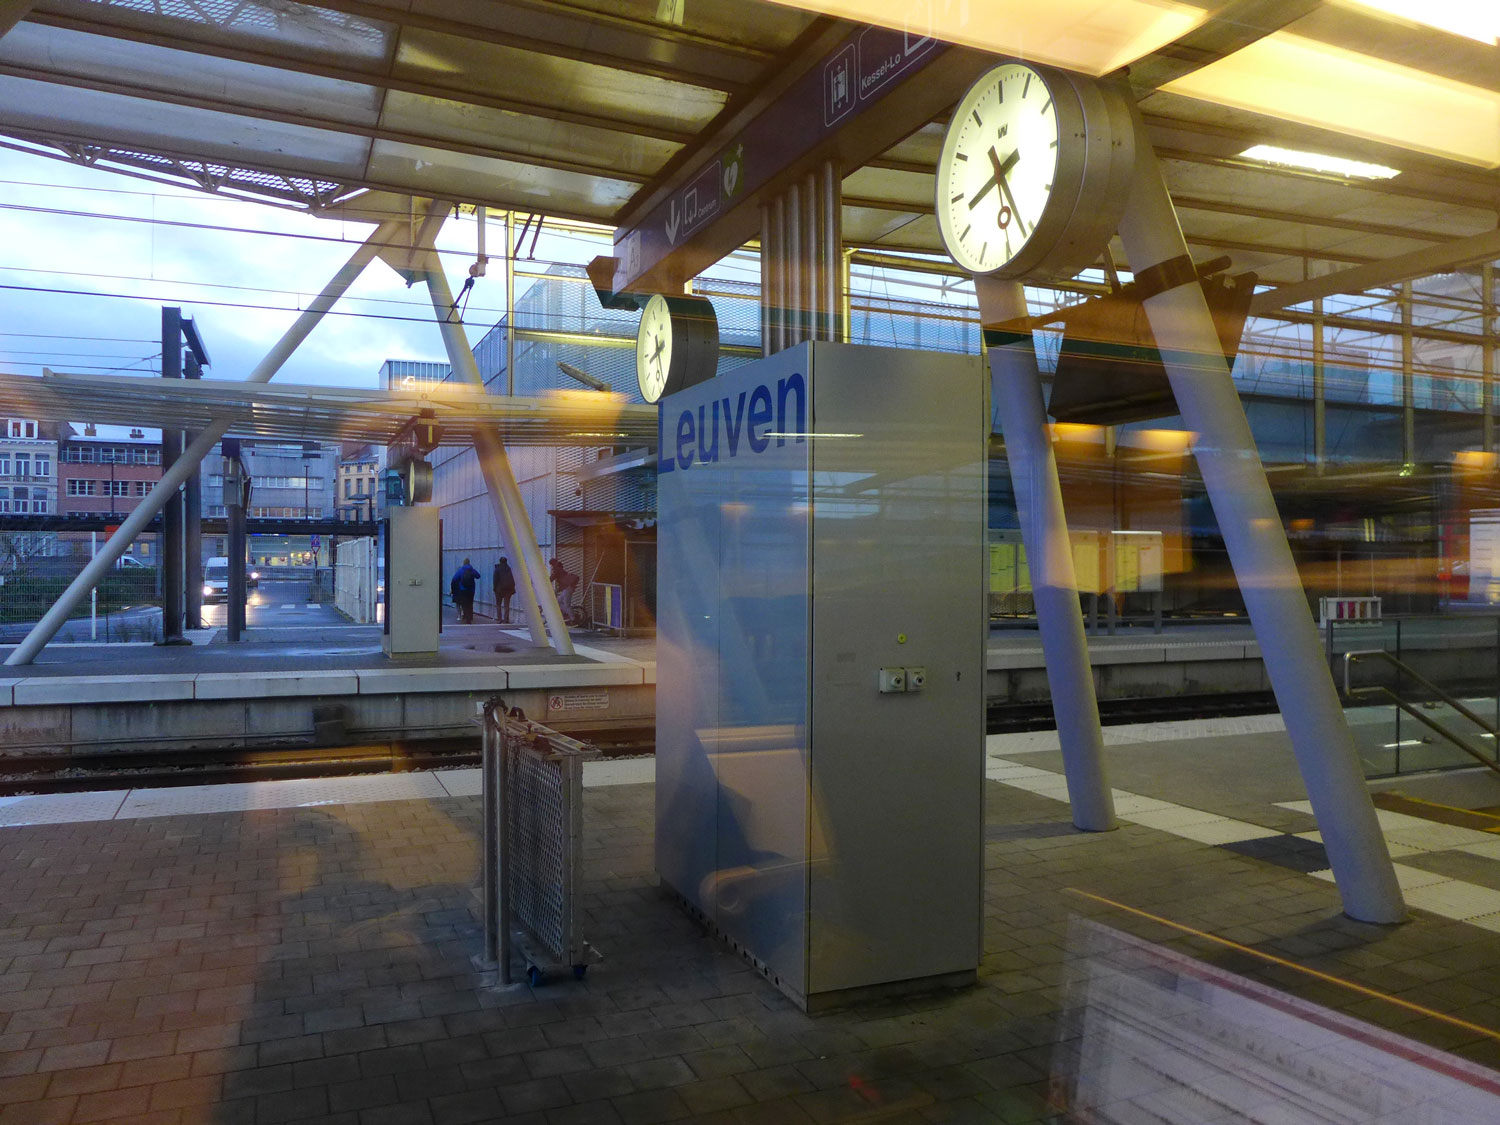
<box><xmin>0</xmin><ymin>563</ymin><xmax>160</xmax><ymax>643</ymax></box>
<box><xmin>1343</xmin><ymin>649</ymin><xmax>1500</xmax><ymax>778</ymax></box>
<box><xmin>481</xmin><ymin>700</ymin><xmax>601</xmax><ymax>986</ymax></box>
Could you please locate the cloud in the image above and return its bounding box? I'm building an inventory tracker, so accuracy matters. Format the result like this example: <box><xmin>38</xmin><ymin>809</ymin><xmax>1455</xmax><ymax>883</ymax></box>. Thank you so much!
<box><xmin>0</xmin><ymin>148</ymin><xmax>507</xmax><ymax>389</ymax></box>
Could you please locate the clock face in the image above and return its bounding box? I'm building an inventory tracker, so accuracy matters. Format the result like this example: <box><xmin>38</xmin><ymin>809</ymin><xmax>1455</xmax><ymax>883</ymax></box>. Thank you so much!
<box><xmin>636</xmin><ymin>294</ymin><xmax>673</xmax><ymax>403</ymax></box>
<box><xmin>936</xmin><ymin>63</ymin><xmax>1060</xmax><ymax>275</ymax></box>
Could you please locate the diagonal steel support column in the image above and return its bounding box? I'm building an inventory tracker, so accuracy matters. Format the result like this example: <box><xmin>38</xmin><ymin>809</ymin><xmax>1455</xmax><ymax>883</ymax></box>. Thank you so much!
<box><xmin>0</xmin><ymin>1</ymin><xmax>33</xmax><ymax>40</ymax></box>
<box><xmin>4</xmin><ymin>221</ymin><xmax>399</xmax><ymax>666</ymax></box>
<box><xmin>416</xmin><ymin>213</ymin><xmax>574</xmax><ymax>654</ymax></box>
<box><xmin>1116</xmin><ymin>101</ymin><xmax>1404</xmax><ymax>923</ymax></box>
<box><xmin>976</xmin><ymin>277</ymin><xmax>1115</xmax><ymax>832</ymax></box>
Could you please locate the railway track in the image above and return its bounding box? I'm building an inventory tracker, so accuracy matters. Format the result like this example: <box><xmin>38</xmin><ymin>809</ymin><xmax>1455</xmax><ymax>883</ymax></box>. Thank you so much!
<box><xmin>0</xmin><ymin>725</ymin><xmax>655</xmax><ymax>796</ymax></box>
<box><xmin>1</xmin><ymin>695</ymin><xmax>1280</xmax><ymax>796</ymax></box>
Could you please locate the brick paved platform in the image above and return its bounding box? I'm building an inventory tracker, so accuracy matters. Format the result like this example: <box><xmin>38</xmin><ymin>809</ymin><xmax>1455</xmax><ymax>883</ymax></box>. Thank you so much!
<box><xmin>5</xmin><ymin>750</ymin><xmax>1500</xmax><ymax>1123</ymax></box>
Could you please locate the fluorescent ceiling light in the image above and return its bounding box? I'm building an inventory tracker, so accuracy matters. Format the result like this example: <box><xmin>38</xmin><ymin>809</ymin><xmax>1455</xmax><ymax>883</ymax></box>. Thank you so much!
<box><xmin>1164</xmin><ymin>33</ymin><xmax>1500</xmax><ymax>168</ymax></box>
<box><xmin>1337</xmin><ymin>0</ymin><xmax>1500</xmax><ymax>44</ymax></box>
<box><xmin>763</xmin><ymin>0</ymin><xmax>1208</xmax><ymax>76</ymax></box>
<box><xmin>1239</xmin><ymin>144</ymin><xmax>1400</xmax><ymax>179</ymax></box>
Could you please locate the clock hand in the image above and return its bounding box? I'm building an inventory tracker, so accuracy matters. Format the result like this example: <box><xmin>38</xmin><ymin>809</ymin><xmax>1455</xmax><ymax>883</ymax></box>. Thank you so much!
<box><xmin>967</xmin><ymin>175</ymin><xmax>998</xmax><ymax>210</ymax></box>
<box><xmin>970</xmin><ymin>147</ymin><xmax>1021</xmax><ymax>211</ymax></box>
<box><xmin>989</xmin><ymin>147</ymin><xmax>1019</xmax><ymax>179</ymax></box>
<box><xmin>991</xmin><ymin>148</ymin><xmax>1029</xmax><ymax>235</ymax></box>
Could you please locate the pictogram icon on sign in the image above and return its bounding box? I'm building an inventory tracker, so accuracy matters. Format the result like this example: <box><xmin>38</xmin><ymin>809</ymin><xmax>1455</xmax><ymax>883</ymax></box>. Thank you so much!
<box><xmin>548</xmin><ymin>695</ymin><xmax>564</xmax><ymax>712</ymax></box>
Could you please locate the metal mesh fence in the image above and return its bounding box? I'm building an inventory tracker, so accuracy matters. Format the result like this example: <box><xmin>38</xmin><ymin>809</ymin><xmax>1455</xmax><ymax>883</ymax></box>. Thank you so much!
<box><xmin>0</xmin><ymin>547</ymin><xmax>161</xmax><ymax>643</ymax></box>
<box><xmin>482</xmin><ymin>703</ymin><xmax>601</xmax><ymax>982</ymax></box>
<box><xmin>507</xmin><ymin>745</ymin><xmax>572</xmax><ymax>959</ymax></box>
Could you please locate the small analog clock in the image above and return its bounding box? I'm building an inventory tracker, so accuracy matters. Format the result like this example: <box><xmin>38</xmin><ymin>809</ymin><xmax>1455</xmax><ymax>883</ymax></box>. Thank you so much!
<box><xmin>936</xmin><ymin>62</ymin><xmax>1134</xmax><ymax>281</ymax></box>
<box><xmin>635</xmin><ymin>293</ymin><xmax>719</xmax><ymax>404</ymax></box>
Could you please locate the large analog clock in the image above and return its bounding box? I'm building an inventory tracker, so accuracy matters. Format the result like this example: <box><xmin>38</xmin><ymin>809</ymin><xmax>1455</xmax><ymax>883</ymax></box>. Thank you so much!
<box><xmin>635</xmin><ymin>293</ymin><xmax>720</xmax><ymax>404</ymax></box>
<box><xmin>936</xmin><ymin>62</ymin><xmax>1134</xmax><ymax>281</ymax></box>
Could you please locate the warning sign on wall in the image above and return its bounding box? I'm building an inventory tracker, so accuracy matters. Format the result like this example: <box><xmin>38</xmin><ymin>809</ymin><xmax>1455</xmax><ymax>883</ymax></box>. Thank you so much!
<box><xmin>548</xmin><ymin>690</ymin><xmax>610</xmax><ymax>712</ymax></box>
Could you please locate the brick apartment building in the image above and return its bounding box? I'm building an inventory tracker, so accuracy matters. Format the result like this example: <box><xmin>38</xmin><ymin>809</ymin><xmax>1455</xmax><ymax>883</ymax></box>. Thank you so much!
<box><xmin>57</xmin><ymin>423</ymin><xmax>163</xmax><ymax>561</ymax></box>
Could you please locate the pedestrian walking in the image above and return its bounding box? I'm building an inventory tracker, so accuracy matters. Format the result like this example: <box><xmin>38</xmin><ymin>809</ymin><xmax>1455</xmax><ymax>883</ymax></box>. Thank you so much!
<box><xmin>549</xmin><ymin>557</ymin><xmax>581</xmax><ymax>626</ymax></box>
<box><xmin>492</xmin><ymin>556</ymin><xmax>516</xmax><ymax>623</ymax></box>
<box><xmin>451</xmin><ymin>557</ymin><xmax>480</xmax><ymax>623</ymax></box>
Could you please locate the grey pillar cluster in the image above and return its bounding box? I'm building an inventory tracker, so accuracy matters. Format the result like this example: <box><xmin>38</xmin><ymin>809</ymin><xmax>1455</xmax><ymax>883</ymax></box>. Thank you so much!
<box><xmin>760</xmin><ymin>161</ymin><xmax>842</xmax><ymax>354</ymax></box>
<box><xmin>5</xmin><ymin>221</ymin><xmax>401</xmax><ymax>666</ymax></box>
<box><xmin>1116</xmin><ymin>104</ymin><xmax>1405</xmax><ymax>923</ymax></box>
<box><xmin>977</xmin><ymin>278</ymin><xmax>1115</xmax><ymax>832</ymax></box>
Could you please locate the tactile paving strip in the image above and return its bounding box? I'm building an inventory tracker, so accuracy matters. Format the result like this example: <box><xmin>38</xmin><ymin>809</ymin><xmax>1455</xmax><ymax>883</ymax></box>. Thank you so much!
<box><xmin>0</xmin><ymin>790</ymin><xmax>126</xmax><ymax>827</ymax></box>
<box><xmin>116</xmin><ymin>772</ymin><xmax>448</xmax><ymax>819</ymax></box>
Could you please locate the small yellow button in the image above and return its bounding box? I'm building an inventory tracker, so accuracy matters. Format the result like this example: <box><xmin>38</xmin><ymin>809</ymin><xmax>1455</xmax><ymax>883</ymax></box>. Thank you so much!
<box><xmin>896</xmin><ymin>633</ymin><xmax>907</xmax><ymax>644</ymax></box>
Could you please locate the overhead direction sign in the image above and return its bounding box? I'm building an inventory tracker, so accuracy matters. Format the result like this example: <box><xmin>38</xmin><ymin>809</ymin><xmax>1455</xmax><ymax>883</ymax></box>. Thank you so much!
<box><xmin>597</xmin><ymin>21</ymin><xmax>991</xmax><ymax>300</ymax></box>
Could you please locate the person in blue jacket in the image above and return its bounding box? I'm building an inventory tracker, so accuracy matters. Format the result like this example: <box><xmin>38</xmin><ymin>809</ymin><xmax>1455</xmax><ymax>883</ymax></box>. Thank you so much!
<box><xmin>450</xmin><ymin>557</ymin><xmax>480</xmax><ymax>623</ymax></box>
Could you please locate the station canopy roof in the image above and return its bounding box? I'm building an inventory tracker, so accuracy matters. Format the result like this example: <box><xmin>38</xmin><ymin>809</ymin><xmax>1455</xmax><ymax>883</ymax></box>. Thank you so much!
<box><xmin>1</xmin><ymin>1</ymin><xmax>1499</xmax><ymax>292</ymax></box>
<box><xmin>0</xmin><ymin>369</ymin><xmax>659</xmax><ymax>447</ymax></box>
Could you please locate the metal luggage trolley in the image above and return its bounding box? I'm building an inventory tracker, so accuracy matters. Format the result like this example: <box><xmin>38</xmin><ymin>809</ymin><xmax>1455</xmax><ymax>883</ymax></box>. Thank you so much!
<box><xmin>481</xmin><ymin>700</ymin><xmax>602</xmax><ymax>986</ymax></box>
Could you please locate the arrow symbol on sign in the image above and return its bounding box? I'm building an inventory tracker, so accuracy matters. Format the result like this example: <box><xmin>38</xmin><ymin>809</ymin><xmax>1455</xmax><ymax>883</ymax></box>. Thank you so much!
<box><xmin>665</xmin><ymin>200</ymin><xmax>681</xmax><ymax>244</ymax></box>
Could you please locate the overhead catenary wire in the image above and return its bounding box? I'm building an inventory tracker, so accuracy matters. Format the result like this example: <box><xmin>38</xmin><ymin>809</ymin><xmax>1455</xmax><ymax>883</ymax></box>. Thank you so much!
<box><xmin>0</xmin><ymin>361</ymin><xmax>163</xmax><ymax>372</ymax></box>
<box><xmin>0</xmin><ymin>333</ymin><xmax>161</xmax><ymax>343</ymax></box>
<box><xmin>0</xmin><ymin>200</ymin><xmax>613</xmax><ymax>264</ymax></box>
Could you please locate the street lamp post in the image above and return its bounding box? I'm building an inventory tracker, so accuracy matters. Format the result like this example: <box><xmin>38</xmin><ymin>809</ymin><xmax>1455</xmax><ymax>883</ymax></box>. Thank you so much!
<box><xmin>301</xmin><ymin>443</ymin><xmax>316</xmax><ymax>565</ymax></box>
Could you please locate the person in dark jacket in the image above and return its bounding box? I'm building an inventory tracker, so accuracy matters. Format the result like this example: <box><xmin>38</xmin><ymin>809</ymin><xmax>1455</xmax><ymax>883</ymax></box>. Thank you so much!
<box><xmin>549</xmin><ymin>557</ymin><xmax>581</xmax><ymax>624</ymax></box>
<box><xmin>451</xmin><ymin>557</ymin><xmax>480</xmax><ymax>623</ymax></box>
<box><xmin>492</xmin><ymin>556</ymin><xmax>516</xmax><ymax>623</ymax></box>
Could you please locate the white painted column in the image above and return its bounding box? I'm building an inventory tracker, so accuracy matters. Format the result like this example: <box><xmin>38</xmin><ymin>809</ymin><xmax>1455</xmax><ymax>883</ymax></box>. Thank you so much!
<box><xmin>976</xmin><ymin>277</ymin><xmax>1115</xmax><ymax>832</ymax></box>
<box><xmin>5</xmin><ymin>221</ymin><xmax>400</xmax><ymax>666</ymax></box>
<box><xmin>1116</xmin><ymin>107</ymin><xmax>1404</xmax><ymax>923</ymax></box>
<box><xmin>420</xmin><ymin>248</ymin><xmax>575</xmax><ymax>655</ymax></box>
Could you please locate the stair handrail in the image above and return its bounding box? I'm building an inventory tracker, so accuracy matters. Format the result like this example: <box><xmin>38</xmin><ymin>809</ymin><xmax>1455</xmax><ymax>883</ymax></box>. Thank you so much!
<box><xmin>1343</xmin><ymin>649</ymin><xmax>1500</xmax><ymax>776</ymax></box>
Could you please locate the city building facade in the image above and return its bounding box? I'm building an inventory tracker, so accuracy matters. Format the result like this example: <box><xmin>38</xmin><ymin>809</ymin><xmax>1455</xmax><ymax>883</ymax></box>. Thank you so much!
<box><xmin>336</xmin><ymin>441</ymin><xmax>384</xmax><ymax>523</ymax></box>
<box><xmin>0</xmin><ymin>416</ymin><xmax>58</xmax><ymax>519</ymax></box>
<box><xmin>56</xmin><ymin>423</ymin><xmax>163</xmax><ymax>561</ymax></box>
<box><xmin>201</xmin><ymin>438</ymin><xmax>340</xmax><ymax>567</ymax></box>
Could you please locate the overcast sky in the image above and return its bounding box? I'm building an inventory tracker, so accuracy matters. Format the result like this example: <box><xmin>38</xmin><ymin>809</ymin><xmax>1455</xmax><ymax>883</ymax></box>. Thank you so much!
<box><xmin>0</xmin><ymin>147</ymin><xmax>625</xmax><ymax>389</ymax></box>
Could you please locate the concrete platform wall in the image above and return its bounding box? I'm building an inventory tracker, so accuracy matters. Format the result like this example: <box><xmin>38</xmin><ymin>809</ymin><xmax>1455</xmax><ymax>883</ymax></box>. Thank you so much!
<box><xmin>0</xmin><ymin>667</ymin><xmax>655</xmax><ymax>755</ymax></box>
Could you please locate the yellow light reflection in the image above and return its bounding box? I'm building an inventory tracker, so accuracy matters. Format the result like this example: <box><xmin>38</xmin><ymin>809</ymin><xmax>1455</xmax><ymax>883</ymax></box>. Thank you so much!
<box><xmin>1338</xmin><ymin>0</ymin><xmax>1500</xmax><ymax>44</ymax></box>
<box><xmin>1164</xmin><ymin>32</ymin><xmax>1500</xmax><ymax>168</ymax></box>
<box><xmin>1124</xmin><ymin>428</ymin><xmax>1194</xmax><ymax>454</ymax></box>
<box><xmin>1052</xmin><ymin>422</ymin><xmax>1106</xmax><ymax>444</ymax></box>
<box><xmin>1454</xmin><ymin>449</ymin><xmax>1499</xmax><ymax>473</ymax></box>
<box><xmin>762</xmin><ymin>0</ymin><xmax>1207</xmax><ymax>76</ymax></box>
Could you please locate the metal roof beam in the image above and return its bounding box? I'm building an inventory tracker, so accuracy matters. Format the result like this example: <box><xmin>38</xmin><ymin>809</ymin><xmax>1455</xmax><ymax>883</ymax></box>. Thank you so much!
<box><xmin>23</xmin><ymin>9</ymin><xmax>696</xmax><ymax>145</ymax></box>
<box><xmin>1122</xmin><ymin>0</ymin><xmax>1322</xmax><ymax>90</ymax></box>
<box><xmin>1169</xmin><ymin>194</ymin><xmax>1450</xmax><ymax>245</ymax></box>
<box><xmin>292</xmin><ymin>0</ymin><xmax>754</xmax><ymax>92</ymax></box>
<box><xmin>1181</xmin><ymin>232</ymin><xmax>1375</xmax><ymax>266</ymax></box>
<box><xmin>1152</xmin><ymin>139</ymin><xmax>1499</xmax><ymax>212</ymax></box>
<box><xmin>0</xmin><ymin>62</ymin><xmax>650</xmax><ymax>184</ymax></box>
<box><xmin>1251</xmin><ymin>229</ymin><xmax>1500</xmax><ymax>314</ymax></box>
<box><xmin>0</xmin><ymin>127</ymin><xmax>613</xmax><ymax>222</ymax></box>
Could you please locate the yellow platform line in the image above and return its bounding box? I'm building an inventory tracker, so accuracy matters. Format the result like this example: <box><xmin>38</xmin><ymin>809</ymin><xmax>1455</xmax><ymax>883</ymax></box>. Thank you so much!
<box><xmin>1065</xmin><ymin>887</ymin><xmax>1500</xmax><ymax>1043</ymax></box>
<box><xmin>1376</xmin><ymin>792</ymin><xmax>1500</xmax><ymax>834</ymax></box>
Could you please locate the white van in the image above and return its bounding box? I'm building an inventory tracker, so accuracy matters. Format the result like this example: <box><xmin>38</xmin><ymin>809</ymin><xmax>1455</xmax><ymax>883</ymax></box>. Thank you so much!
<box><xmin>202</xmin><ymin>556</ymin><xmax>231</xmax><ymax>603</ymax></box>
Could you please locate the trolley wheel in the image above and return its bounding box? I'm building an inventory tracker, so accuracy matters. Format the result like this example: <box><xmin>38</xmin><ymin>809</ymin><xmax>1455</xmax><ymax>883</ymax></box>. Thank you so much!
<box><xmin>572</xmin><ymin>964</ymin><xmax>588</xmax><ymax>981</ymax></box>
<box><xmin>527</xmin><ymin>965</ymin><xmax>543</xmax><ymax>987</ymax></box>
